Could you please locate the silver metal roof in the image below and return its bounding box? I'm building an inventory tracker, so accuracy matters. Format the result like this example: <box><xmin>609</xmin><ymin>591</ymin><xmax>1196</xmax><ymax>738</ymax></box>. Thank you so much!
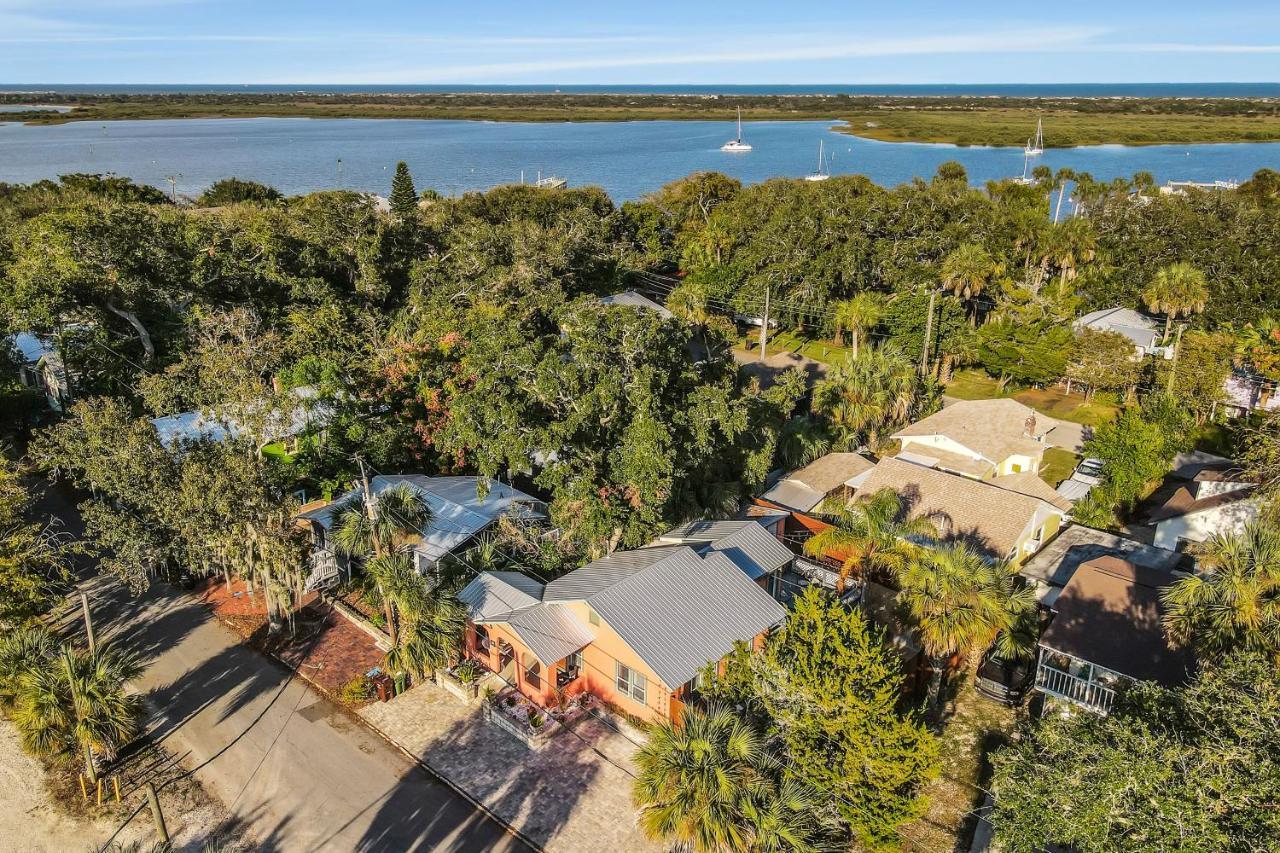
<box><xmin>458</xmin><ymin>571</ymin><xmax>544</xmax><ymax>621</ymax></box>
<box><xmin>303</xmin><ymin>475</ymin><xmax>546</xmax><ymax>567</ymax></box>
<box><xmin>504</xmin><ymin>605</ymin><xmax>594</xmax><ymax>667</ymax></box>
<box><xmin>586</xmin><ymin>547</ymin><xmax>786</xmax><ymax>688</ymax></box>
<box><xmin>543</xmin><ymin>546</ymin><xmax>684</xmax><ymax>602</ymax></box>
<box><xmin>600</xmin><ymin>290</ymin><xmax>674</xmax><ymax>319</ymax></box>
<box><xmin>653</xmin><ymin>520</ymin><xmax>794</xmax><ymax>580</ymax></box>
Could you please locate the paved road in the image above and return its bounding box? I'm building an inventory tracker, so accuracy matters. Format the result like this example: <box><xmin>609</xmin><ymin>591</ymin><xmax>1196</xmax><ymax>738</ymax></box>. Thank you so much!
<box><xmin>79</xmin><ymin>573</ymin><xmax>531</xmax><ymax>852</ymax></box>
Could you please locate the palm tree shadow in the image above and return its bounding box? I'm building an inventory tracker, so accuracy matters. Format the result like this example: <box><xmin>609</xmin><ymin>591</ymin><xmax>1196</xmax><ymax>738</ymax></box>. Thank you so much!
<box><xmin>356</xmin><ymin>712</ymin><xmax>612</xmax><ymax>852</ymax></box>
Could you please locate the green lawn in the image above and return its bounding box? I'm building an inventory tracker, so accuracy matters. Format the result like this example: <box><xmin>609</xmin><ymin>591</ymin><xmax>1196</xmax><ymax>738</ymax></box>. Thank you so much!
<box><xmin>735</xmin><ymin>331</ymin><xmax>853</xmax><ymax>366</ymax></box>
<box><xmin>261</xmin><ymin>441</ymin><xmax>297</xmax><ymax>464</ymax></box>
<box><xmin>945</xmin><ymin>369</ymin><xmax>1120</xmax><ymax>429</ymax></box>
<box><xmin>1040</xmin><ymin>447</ymin><xmax>1081</xmax><ymax>487</ymax></box>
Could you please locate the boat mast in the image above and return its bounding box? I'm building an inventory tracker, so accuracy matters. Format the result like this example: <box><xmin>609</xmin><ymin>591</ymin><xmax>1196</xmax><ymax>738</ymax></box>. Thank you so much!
<box><xmin>737</xmin><ymin>107</ymin><xmax>743</xmax><ymax>143</ymax></box>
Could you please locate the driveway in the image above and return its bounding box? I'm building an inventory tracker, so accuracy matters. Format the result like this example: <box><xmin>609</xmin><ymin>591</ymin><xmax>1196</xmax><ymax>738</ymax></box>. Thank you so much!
<box><xmin>75</xmin><ymin>573</ymin><xmax>530</xmax><ymax>852</ymax></box>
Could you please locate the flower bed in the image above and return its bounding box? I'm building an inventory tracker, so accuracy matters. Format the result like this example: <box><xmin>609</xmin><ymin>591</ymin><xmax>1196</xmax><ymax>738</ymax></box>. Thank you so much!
<box><xmin>481</xmin><ymin>687</ymin><xmax>600</xmax><ymax>750</ymax></box>
<box><xmin>434</xmin><ymin>660</ymin><xmax>489</xmax><ymax>703</ymax></box>
<box><xmin>483</xmin><ymin>689</ymin><xmax>562</xmax><ymax>749</ymax></box>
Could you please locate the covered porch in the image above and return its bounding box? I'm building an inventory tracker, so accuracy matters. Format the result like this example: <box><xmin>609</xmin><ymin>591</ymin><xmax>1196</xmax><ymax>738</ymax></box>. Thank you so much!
<box><xmin>1034</xmin><ymin>645</ymin><xmax>1128</xmax><ymax>714</ymax></box>
<box><xmin>465</xmin><ymin>621</ymin><xmax>591</xmax><ymax>711</ymax></box>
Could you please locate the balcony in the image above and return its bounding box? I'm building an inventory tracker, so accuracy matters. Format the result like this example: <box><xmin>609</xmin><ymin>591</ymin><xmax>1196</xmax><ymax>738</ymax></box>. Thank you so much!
<box><xmin>1035</xmin><ymin>660</ymin><xmax>1120</xmax><ymax>714</ymax></box>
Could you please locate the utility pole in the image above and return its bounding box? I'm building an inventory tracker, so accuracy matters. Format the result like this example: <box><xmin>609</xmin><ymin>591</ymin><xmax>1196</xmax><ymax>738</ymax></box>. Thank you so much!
<box><xmin>145</xmin><ymin>782</ymin><xmax>169</xmax><ymax>843</ymax></box>
<box><xmin>758</xmin><ymin>284</ymin><xmax>771</xmax><ymax>361</ymax></box>
<box><xmin>920</xmin><ymin>290</ymin><xmax>938</xmax><ymax>376</ymax></box>
<box><xmin>1167</xmin><ymin>323</ymin><xmax>1186</xmax><ymax>393</ymax></box>
<box><xmin>80</xmin><ymin>593</ymin><xmax>96</xmax><ymax>654</ymax></box>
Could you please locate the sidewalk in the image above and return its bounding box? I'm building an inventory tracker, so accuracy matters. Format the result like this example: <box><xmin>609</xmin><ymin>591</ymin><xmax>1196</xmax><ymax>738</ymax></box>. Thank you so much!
<box><xmin>360</xmin><ymin>680</ymin><xmax>663</xmax><ymax>853</ymax></box>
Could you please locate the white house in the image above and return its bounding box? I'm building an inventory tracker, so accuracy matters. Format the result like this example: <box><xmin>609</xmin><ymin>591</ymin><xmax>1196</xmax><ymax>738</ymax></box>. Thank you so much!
<box><xmin>7</xmin><ymin>332</ymin><xmax>71</xmax><ymax>411</ymax></box>
<box><xmin>1072</xmin><ymin>307</ymin><xmax>1169</xmax><ymax>358</ymax></box>
<box><xmin>1142</xmin><ymin>460</ymin><xmax>1261</xmax><ymax>551</ymax></box>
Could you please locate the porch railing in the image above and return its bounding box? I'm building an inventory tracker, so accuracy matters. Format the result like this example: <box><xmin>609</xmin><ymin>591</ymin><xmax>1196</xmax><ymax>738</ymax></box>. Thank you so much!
<box><xmin>1035</xmin><ymin>662</ymin><xmax>1118</xmax><ymax>714</ymax></box>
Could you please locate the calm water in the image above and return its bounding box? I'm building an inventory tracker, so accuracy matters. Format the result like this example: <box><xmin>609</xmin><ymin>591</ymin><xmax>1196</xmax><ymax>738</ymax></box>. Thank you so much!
<box><xmin>1</xmin><ymin>117</ymin><xmax>1277</xmax><ymax>201</ymax></box>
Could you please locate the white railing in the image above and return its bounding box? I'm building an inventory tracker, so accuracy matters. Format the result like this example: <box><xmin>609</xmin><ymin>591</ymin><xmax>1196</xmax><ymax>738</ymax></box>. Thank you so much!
<box><xmin>1036</xmin><ymin>662</ymin><xmax>1118</xmax><ymax>714</ymax></box>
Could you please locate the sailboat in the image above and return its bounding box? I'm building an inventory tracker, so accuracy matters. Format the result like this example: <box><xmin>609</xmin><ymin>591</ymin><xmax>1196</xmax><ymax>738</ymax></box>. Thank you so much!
<box><xmin>1012</xmin><ymin>148</ymin><xmax>1035</xmax><ymax>185</ymax></box>
<box><xmin>1024</xmin><ymin>117</ymin><xmax>1045</xmax><ymax>157</ymax></box>
<box><xmin>804</xmin><ymin>140</ymin><xmax>830</xmax><ymax>181</ymax></box>
<box><xmin>720</xmin><ymin>108</ymin><xmax>752</xmax><ymax>152</ymax></box>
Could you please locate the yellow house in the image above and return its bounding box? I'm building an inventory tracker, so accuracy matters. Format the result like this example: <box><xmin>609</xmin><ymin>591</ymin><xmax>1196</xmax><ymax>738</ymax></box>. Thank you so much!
<box><xmin>458</xmin><ymin>544</ymin><xmax>786</xmax><ymax>724</ymax></box>
<box><xmin>893</xmin><ymin>399</ymin><xmax>1066</xmax><ymax>480</ymax></box>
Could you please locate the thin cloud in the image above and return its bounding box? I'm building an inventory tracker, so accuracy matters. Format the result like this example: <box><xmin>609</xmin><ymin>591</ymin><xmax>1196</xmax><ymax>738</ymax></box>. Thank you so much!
<box><xmin>300</xmin><ymin>27</ymin><xmax>1113</xmax><ymax>83</ymax></box>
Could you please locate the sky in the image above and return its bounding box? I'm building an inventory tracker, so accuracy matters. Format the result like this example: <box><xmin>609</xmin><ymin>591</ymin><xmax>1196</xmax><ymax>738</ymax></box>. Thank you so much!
<box><xmin>1</xmin><ymin>1</ymin><xmax>1279</xmax><ymax>85</ymax></box>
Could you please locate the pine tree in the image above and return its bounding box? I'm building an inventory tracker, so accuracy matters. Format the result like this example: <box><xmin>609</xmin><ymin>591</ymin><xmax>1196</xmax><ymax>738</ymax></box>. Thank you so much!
<box><xmin>754</xmin><ymin>587</ymin><xmax>939</xmax><ymax>848</ymax></box>
<box><xmin>389</xmin><ymin>161</ymin><xmax>418</xmax><ymax>219</ymax></box>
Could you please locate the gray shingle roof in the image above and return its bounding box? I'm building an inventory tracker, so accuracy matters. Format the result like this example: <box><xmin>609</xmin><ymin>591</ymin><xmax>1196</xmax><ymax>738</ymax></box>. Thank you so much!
<box><xmin>759</xmin><ymin>453</ymin><xmax>876</xmax><ymax>512</ymax></box>
<box><xmin>894</xmin><ymin>399</ymin><xmax>1059</xmax><ymax>466</ymax></box>
<box><xmin>854</xmin><ymin>457</ymin><xmax>1056</xmax><ymax>559</ymax></box>
<box><xmin>1074</xmin><ymin>307</ymin><xmax>1161</xmax><ymax>349</ymax></box>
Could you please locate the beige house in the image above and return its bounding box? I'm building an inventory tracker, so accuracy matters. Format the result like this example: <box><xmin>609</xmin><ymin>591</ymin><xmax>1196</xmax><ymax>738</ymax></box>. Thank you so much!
<box><xmin>892</xmin><ymin>399</ymin><xmax>1064</xmax><ymax>481</ymax></box>
<box><xmin>851</xmin><ymin>457</ymin><xmax>1069</xmax><ymax>565</ymax></box>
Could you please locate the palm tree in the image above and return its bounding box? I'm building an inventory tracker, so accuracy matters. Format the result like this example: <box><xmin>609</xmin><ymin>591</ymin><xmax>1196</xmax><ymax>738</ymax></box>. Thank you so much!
<box><xmin>1142</xmin><ymin>262</ymin><xmax>1209</xmax><ymax>343</ymax></box>
<box><xmin>0</xmin><ymin>624</ymin><xmax>56</xmax><ymax>708</ymax></box>
<box><xmin>12</xmin><ymin>642</ymin><xmax>141</xmax><ymax>784</ymax></box>
<box><xmin>941</xmin><ymin>244</ymin><xmax>1004</xmax><ymax>323</ymax></box>
<box><xmin>896</xmin><ymin>544</ymin><xmax>1036</xmax><ymax>715</ymax></box>
<box><xmin>634</xmin><ymin>703</ymin><xmax>772</xmax><ymax>852</ymax></box>
<box><xmin>803</xmin><ymin>489</ymin><xmax>935</xmax><ymax>594</ymax></box>
<box><xmin>811</xmin><ymin>344</ymin><xmax>923</xmax><ymax>450</ymax></box>
<box><xmin>1161</xmin><ymin>522</ymin><xmax>1280</xmax><ymax>658</ymax></box>
<box><xmin>777</xmin><ymin>416</ymin><xmax>831</xmax><ymax>471</ymax></box>
<box><xmin>831</xmin><ymin>292</ymin><xmax>885</xmax><ymax>357</ymax></box>
<box><xmin>330</xmin><ymin>481</ymin><xmax>433</xmax><ymax>647</ymax></box>
<box><xmin>386</xmin><ymin>592</ymin><xmax>468</xmax><ymax>681</ymax></box>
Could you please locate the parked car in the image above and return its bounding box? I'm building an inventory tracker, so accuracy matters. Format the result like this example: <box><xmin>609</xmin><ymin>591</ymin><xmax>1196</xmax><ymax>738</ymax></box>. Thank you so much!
<box><xmin>974</xmin><ymin>648</ymin><xmax>1034</xmax><ymax>705</ymax></box>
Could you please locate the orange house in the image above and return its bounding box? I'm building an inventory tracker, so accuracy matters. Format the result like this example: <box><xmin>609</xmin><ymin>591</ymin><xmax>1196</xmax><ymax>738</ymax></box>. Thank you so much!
<box><xmin>458</xmin><ymin>544</ymin><xmax>786</xmax><ymax>724</ymax></box>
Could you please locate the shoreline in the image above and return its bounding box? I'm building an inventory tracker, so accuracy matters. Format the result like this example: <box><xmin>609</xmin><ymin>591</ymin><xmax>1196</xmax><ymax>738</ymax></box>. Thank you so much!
<box><xmin>2</xmin><ymin>109</ymin><xmax>1280</xmax><ymax>149</ymax></box>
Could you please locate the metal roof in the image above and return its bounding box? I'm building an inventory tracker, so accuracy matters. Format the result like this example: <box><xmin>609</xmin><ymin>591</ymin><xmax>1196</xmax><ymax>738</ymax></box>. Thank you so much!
<box><xmin>543</xmin><ymin>546</ymin><xmax>684</xmax><ymax>602</ymax></box>
<box><xmin>303</xmin><ymin>475</ymin><xmax>546</xmax><ymax>567</ymax></box>
<box><xmin>458</xmin><ymin>571</ymin><xmax>544</xmax><ymax>621</ymax></box>
<box><xmin>504</xmin><ymin>605</ymin><xmax>594</xmax><ymax>667</ymax></box>
<box><xmin>600</xmin><ymin>290</ymin><xmax>674</xmax><ymax>319</ymax></box>
<box><xmin>586</xmin><ymin>548</ymin><xmax>786</xmax><ymax>688</ymax></box>
<box><xmin>653</xmin><ymin>520</ymin><xmax>794</xmax><ymax>580</ymax></box>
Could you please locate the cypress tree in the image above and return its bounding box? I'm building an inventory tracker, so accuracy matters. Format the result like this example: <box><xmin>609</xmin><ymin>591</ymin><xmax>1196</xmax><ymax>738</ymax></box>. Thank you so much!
<box><xmin>389</xmin><ymin>161</ymin><xmax>418</xmax><ymax>219</ymax></box>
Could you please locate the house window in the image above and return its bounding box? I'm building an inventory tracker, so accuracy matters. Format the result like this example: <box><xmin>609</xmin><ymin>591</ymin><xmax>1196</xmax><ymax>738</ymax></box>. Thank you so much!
<box><xmin>1010</xmin><ymin>462</ymin><xmax>1023</xmax><ymax>473</ymax></box>
<box><xmin>588</xmin><ymin>607</ymin><xmax>600</xmax><ymax>626</ymax></box>
<box><xmin>615</xmin><ymin>663</ymin><xmax>647</xmax><ymax>705</ymax></box>
<box><xmin>523</xmin><ymin>653</ymin><xmax>541</xmax><ymax>690</ymax></box>
<box><xmin>474</xmin><ymin>624</ymin><xmax>491</xmax><ymax>652</ymax></box>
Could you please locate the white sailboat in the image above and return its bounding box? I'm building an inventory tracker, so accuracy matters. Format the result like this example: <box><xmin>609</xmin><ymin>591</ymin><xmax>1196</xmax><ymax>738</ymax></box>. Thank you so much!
<box><xmin>720</xmin><ymin>108</ymin><xmax>752</xmax><ymax>152</ymax></box>
<box><xmin>1012</xmin><ymin>148</ymin><xmax>1035</xmax><ymax>185</ymax></box>
<box><xmin>804</xmin><ymin>140</ymin><xmax>830</xmax><ymax>181</ymax></box>
<box><xmin>1024</xmin><ymin>117</ymin><xmax>1045</xmax><ymax>157</ymax></box>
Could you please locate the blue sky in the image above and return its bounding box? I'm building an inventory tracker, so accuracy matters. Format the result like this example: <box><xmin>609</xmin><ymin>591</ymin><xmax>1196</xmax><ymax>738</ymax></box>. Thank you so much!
<box><xmin>2</xmin><ymin>1</ymin><xmax>1278</xmax><ymax>84</ymax></box>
